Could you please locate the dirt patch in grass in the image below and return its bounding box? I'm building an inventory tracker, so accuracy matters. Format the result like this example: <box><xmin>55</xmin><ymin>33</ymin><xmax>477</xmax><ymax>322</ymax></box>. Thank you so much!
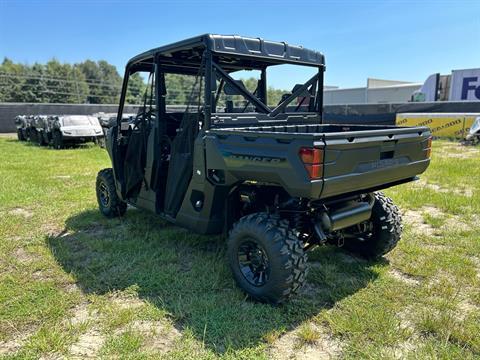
<box><xmin>64</xmin><ymin>283</ymin><xmax>81</xmax><ymax>294</ymax></box>
<box><xmin>435</xmin><ymin>143</ymin><xmax>480</xmax><ymax>159</ymax></box>
<box><xmin>457</xmin><ymin>300</ymin><xmax>480</xmax><ymax>320</ymax></box>
<box><xmin>439</xmin><ymin>152</ymin><xmax>478</xmax><ymax>159</ymax></box>
<box><xmin>402</xmin><ymin>207</ymin><xmax>438</xmax><ymax>236</ymax></box>
<box><xmin>402</xmin><ymin>204</ymin><xmax>474</xmax><ymax>239</ymax></box>
<box><xmin>269</xmin><ymin>322</ymin><xmax>341</xmax><ymax>360</ymax></box>
<box><xmin>441</xmin><ymin>217</ymin><xmax>472</xmax><ymax>232</ymax></box>
<box><xmin>401</xmin><ymin>206</ymin><xmax>474</xmax><ymax>237</ymax></box>
<box><xmin>0</xmin><ymin>329</ymin><xmax>35</xmax><ymax>356</ymax></box>
<box><xmin>389</xmin><ymin>269</ymin><xmax>421</xmax><ymax>286</ymax></box>
<box><xmin>8</xmin><ymin>207</ymin><xmax>33</xmax><ymax>218</ymax></box>
<box><xmin>390</xmin><ymin>307</ymin><xmax>422</xmax><ymax>357</ymax></box>
<box><xmin>468</xmin><ymin>256</ymin><xmax>480</xmax><ymax>280</ymax></box>
<box><xmin>41</xmin><ymin>224</ymin><xmax>65</xmax><ymax>238</ymax></box>
<box><xmin>111</xmin><ymin>296</ymin><xmax>146</xmax><ymax>310</ymax></box>
<box><xmin>391</xmin><ymin>340</ymin><xmax>419</xmax><ymax>359</ymax></box>
<box><xmin>31</xmin><ymin>269</ymin><xmax>54</xmax><ymax>281</ymax></box>
<box><xmin>66</xmin><ymin>303</ymin><xmax>96</xmax><ymax>326</ymax></box>
<box><xmin>69</xmin><ymin>328</ymin><xmax>105</xmax><ymax>359</ymax></box>
<box><xmin>403</xmin><ymin>204</ymin><xmax>473</xmax><ymax>234</ymax></box>
<box><xmin>130</xmin><ymin>320</ymin><xmax>181</xmax><ymax>353</ymax></box>
<box><xmin>424</xmin><ymin>244</ymin><xmax>452</xmax><ymax>251</ymax></box>
<box><xmin>13</xmin><ymin>247</ymin><xmax>34</xmax><ymax>264</ymax></box>
<box><xmin>412</xmin><ymin>180</ymin><xmax>474</xmax><ymax>197</ymax></box>
<box><xmin>64</xmin><ymin>303</ymin><xmax>103</xmax><ymax>357</ymax></box>
<box><xmin>396</xmin><ymin>306</ymin><xmax>416</xmax><ymax>332</ymax></box>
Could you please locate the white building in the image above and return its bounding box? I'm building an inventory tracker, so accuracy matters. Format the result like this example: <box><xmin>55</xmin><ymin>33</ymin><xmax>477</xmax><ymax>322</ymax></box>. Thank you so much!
<box><xmin>324</xmin><ymin>78</ymin><xmax>421</xmax><ymax>105</ymax></box>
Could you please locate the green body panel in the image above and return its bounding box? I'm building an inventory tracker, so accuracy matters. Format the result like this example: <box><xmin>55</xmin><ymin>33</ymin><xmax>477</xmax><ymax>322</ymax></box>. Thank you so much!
<box><xmin>107</xmin><ymin>123</ymin><xmax>430</xmax><ymax>235</ymax></box>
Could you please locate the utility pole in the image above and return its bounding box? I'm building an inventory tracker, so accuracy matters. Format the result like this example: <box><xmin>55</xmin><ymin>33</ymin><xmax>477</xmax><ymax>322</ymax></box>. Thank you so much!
<box><xmin>72</xmin><ymin>65</ymin><xmax>82</xmax><ymax>103</ymax></box>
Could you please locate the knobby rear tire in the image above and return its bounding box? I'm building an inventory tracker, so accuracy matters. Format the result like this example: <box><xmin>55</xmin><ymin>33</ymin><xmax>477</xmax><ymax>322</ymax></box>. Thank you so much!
<box><xmin>343</xmin><ymin>192</ymin><xmax>402</xmax><ymax>259</ymax></box>
<box><xmin>227</xmin><ymin>212</ymin><xmax>308</xmax><ymax>304</ymax></box>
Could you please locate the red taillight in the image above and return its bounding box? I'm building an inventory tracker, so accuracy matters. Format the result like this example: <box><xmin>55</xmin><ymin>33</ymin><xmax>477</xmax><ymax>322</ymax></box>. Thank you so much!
<box><xmin>299</xmin><ymin>147</ymin><xmax>322</xmax><ymax>164</ymax></box>
<box><xmin>299</xmin><ymin>147</ymin><xmax>324</xmax><ymax>180</ymax></box>
<box><xmin>425</xmin><ymin>137</ymin><xmax>433</xmax><ymax>158</ymax></box>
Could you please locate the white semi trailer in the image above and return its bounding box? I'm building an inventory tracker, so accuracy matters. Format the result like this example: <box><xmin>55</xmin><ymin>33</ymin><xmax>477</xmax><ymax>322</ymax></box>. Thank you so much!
<box><xmin>412</xmin><ymin>68</ymin><xmax>480</xmax><ymax>102</ymax></box>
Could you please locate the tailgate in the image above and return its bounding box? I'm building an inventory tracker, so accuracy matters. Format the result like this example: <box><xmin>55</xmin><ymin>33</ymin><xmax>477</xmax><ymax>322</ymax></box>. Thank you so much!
<box><xmin>318</xmin><ymin>127</ymin><xmax>431</xmax><ymax>199</ymax></box>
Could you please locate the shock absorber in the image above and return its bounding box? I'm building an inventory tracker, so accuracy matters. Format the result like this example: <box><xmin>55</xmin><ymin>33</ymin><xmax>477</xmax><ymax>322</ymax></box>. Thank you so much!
<box><xmin>294</xmin><ymin>211</ymin><xmax>311</xmax><ymax>239</ymax></box>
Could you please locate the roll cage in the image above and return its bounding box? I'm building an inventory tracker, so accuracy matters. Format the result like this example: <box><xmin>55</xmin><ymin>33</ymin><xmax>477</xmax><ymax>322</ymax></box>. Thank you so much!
<box><xmin>116</xmin><ymin>34</ymin><xmax>326</xmax><ymax>131</ymax></box>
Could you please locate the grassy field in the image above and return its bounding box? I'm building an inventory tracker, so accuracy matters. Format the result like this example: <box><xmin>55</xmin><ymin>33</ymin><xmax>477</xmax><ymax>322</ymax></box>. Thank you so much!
<box><xmin>0</xmin><ymin>136</ymin><xmax>479</xmax><ymax>359</ymax></box>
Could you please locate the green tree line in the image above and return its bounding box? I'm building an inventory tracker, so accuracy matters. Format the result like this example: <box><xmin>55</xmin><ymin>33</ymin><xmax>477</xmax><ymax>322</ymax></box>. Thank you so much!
<box><xmin>0</xmin><ymin>58</ymin><xmax>286</xmax><ymax>106</ymax></box>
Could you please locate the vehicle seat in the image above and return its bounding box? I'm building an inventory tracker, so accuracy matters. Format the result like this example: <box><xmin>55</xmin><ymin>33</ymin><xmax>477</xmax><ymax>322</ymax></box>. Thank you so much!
<box><xmin>277</xmin><ymin>93</ymin><xmax>291</xmax><ymax>105</ymax></box>
<box><xmin>225</xmin><ymin>100</ymin><xmax>234</xmax><ymax>113</ymax></box>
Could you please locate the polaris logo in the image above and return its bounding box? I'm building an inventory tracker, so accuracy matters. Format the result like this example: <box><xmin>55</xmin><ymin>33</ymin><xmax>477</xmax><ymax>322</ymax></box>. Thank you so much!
<box><xmin>356</xmin><ymin>157</ymin><xmax>408</xmax><ymax>172</ymax></box>
<box><xmin>224</xmin><ymin>152</ymin><xmax>285</xmax><ymax>163</ymax></box>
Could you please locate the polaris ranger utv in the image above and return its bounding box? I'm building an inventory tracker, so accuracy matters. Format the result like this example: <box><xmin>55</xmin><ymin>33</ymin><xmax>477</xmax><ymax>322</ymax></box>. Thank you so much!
<box><xmin>96</xmin><ymin>34</ymin><xmax>432</xmax><ymax>304</ymax></box>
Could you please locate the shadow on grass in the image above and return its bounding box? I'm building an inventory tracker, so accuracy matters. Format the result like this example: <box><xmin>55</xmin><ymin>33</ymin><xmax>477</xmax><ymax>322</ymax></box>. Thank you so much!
<box><xmin>46</xmin><ymin>208</ymin><xmax>386</xmax><ymax>354</ymax></box>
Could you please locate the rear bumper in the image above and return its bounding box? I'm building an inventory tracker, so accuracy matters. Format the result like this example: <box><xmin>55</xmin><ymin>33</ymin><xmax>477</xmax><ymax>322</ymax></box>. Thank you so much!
<box><xmin>319</xmin><ymin>158</ymin><xmax>430</xmax><ymax>199</ymax></box>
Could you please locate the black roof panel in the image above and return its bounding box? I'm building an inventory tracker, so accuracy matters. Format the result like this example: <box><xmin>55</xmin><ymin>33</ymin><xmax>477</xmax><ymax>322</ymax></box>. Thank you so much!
<box><xmin>127</xmin><ymin>34</ymin><xmax>325</xmax><ymax>68</ymax></box>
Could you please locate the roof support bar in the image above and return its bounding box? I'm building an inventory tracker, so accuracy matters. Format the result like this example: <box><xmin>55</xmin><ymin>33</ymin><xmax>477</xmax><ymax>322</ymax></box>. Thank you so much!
<box><xmin>316</xmin><ymin>68</ymin><xmax>324</xmax><ymax>122</ymax></box>
<box><xmin>204</xmin><ymin>51</ymin><xmax>213</xmax><ymax>128</ymax></box>
<box><xmin>212</xmin><ymin>61</ymin><xmax>271</xmax><ymax>114</ymax></box>
<box><xmin>268</xmin><ymin>73</ymin><xmax>319</xmax><ymax>117</ymax></box>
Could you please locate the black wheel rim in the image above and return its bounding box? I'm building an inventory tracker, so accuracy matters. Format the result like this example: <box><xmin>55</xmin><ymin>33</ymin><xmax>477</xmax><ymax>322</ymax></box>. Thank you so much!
<box><xmin>99</xmin><ymin>182</ymin><xmax>110</xmax><ymax>207</ymax></box>
<box><xmin>237</xmin><ymin>239</ymin><xmax>270</xmax><ymax>287</ymax></box>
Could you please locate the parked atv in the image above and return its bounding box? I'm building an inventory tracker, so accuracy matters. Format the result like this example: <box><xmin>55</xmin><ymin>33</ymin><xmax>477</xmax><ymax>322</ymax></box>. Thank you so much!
<box><xmin>96</xmin><ymin>34</ymin><xmax>432</xmax><ymax>304</ymax></box>
<box><xmin>14</xmin><ymin>115</ymin><xmax>28</xmax><ymax>141</ymax></box>
<box><xmin>32</xmin><ymin>115</ymin><xmax>50</xmax><ymax>146</ymax></box>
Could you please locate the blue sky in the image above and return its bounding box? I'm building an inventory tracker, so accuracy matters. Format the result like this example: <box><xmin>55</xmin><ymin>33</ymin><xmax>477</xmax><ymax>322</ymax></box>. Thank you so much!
<box><xmin>0</xmin><ymin>0</ymin><xmax>479</xmax><ymax>89</ymax></box>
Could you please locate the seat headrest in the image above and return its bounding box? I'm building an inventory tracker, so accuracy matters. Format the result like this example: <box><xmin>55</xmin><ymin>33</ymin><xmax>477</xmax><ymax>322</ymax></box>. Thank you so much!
<box><xmin>224</xmin><ymin>80</ymin><xmax>247</xmax><ymax>95</ymax></box>
<box><xmin>291</xmin><ymin>84</ymin><xmax>310</xmax><ymax>97</ymax></box>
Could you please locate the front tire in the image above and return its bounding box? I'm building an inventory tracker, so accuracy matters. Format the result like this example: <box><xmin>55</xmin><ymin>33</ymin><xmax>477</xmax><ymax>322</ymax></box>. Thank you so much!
<box><xmin>53</xmin><ymin>131</ymin><xmax>64</xmax><ymax>149</ymax></box>
<box><xmin>17</xmin><ymin>129</ymin><xmax>26</xmax><ymax>141</ymax></box>
<box><xmin>343</xmin><ymin>192</ymin><xmax>402</xmax><ymax>259</ymax></box>
<box><xmin>29</xmin><ymin>129</ymin><xmax>38</xmax><ymax>144</ymax></box>
<box><xmin>96</xmin><ymin>168</ymin><xmax>127</xmax><ymax>218</ymax></box>
<box><xmin>227</xmin><ymin>213</ymin><xmax>308</xmax><ymax>304</ymax></box>
<box><xmin>37</xmin><ymin>131</ymin><xmax>46</xmax><ymax>146</ymax></box>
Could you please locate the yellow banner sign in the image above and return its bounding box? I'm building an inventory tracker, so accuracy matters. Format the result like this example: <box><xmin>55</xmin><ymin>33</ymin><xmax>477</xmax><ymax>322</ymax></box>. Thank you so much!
<box><xmin>396</xmin><ymin>113</ymin><xmax>480</xmax><ymax>138</ymax></box>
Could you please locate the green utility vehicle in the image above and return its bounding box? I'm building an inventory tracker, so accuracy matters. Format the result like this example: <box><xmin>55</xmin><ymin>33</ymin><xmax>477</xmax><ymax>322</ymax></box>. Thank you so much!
<box><xmin>96</xmin><ymin>35</ymin><xmax>432</xmax><ymax>304</ymax></box>
<box><xmin>33</xmin><ymin>115</ymin><xmax>50</xmax><ymax>146</ymax></box>
<box><xmin>14</xmin><ymin>115</ymin><xmax>28</xmax><ymax>141</ymax></box>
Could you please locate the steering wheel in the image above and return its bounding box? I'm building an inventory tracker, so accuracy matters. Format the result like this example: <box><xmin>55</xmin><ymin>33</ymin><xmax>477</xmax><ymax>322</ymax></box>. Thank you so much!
<box><xmin>132</xmin><ymin>109</ymin><xmax>154</xmax><ymax>129</ymax></box>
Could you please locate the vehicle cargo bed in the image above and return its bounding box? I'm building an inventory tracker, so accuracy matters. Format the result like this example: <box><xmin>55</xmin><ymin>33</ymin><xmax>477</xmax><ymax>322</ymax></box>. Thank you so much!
<box><xmin>207</xmin><ymin>123</ymin><xmax>431</xmax><ymax>199</ymax></box>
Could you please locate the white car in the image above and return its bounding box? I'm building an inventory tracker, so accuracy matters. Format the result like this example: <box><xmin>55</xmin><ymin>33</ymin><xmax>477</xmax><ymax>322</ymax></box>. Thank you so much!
<box><xmin>49</xmin><ymin>115</ymin><xmax>104</xmax><ymax>149</ymax></box>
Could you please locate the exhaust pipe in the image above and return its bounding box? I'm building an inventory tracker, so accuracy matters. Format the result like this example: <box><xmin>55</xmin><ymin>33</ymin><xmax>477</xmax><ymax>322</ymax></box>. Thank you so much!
<box><xmin>320</xmin><ymin>199</ymin><xmax>373</xmax><ymax>232</ymax></box>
